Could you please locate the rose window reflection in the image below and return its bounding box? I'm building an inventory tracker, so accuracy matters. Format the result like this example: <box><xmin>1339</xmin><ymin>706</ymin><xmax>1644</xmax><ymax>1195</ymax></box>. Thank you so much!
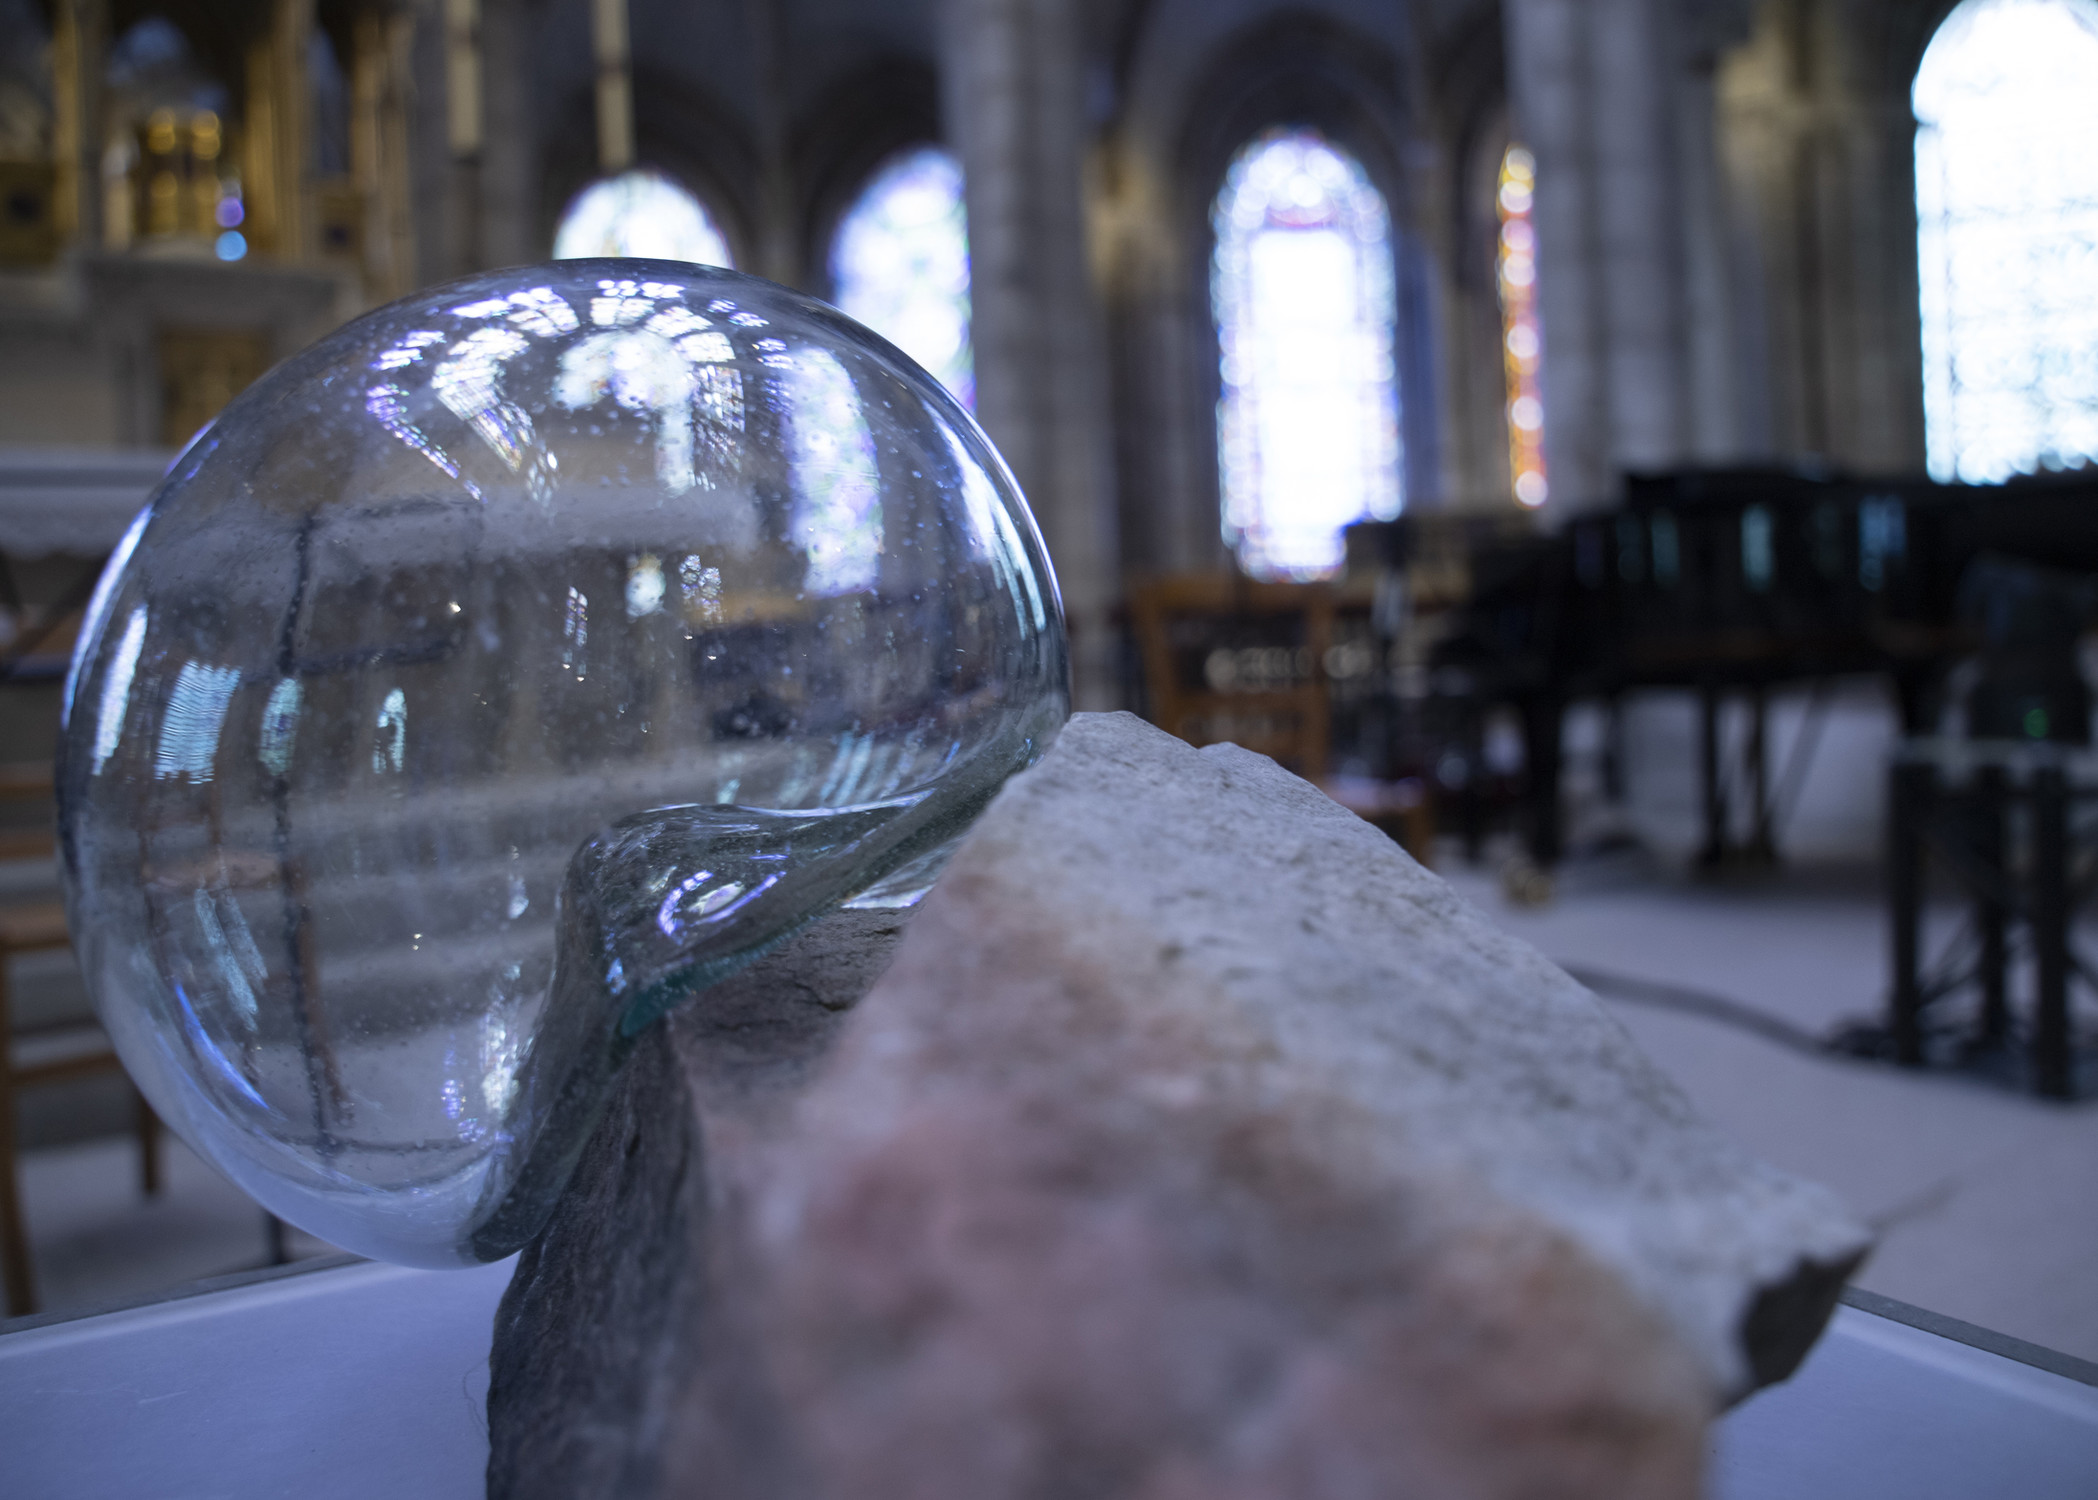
<box><xmin>553</xmin><ymin>169</ymin><xmax>734</xmax><ymax>267</ymax></box>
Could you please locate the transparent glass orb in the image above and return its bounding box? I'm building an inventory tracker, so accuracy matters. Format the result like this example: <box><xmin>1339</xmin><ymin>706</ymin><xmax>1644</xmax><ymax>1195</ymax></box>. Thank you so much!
<box><xmin>58</xmin><ymin>262</ymin><xmax>1067</xmax><ymax>1267</ymax></box>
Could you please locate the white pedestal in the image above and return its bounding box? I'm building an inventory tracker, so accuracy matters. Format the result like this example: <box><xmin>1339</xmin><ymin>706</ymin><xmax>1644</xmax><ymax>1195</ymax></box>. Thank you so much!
<box><xmin>3</xmin><ymin>1259</ymin><xmax>2094</xmax><ymax>1498</ymax></box>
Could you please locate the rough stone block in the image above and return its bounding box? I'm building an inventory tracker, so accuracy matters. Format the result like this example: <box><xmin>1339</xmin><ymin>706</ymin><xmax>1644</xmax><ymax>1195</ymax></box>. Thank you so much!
<box><xmin>489</xmin><ymin>712</ymin><xmax>1869</xmax><ymax>1499</ymax></box>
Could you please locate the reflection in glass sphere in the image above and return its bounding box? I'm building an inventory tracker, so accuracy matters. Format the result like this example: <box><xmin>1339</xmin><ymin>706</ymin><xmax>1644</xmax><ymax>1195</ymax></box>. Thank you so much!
<box><xmin>58</xmin><ymin>261</ymin><xmax>1068</xmax><ymax>1267</ymax></box>
<box><xmin>830</xmin><ymin>146</ymin><xmax>973</xmax><ymax>408</ymax></box>
<box><xmin>553</xmin><ymin>170</ymin><xmax>735</xmax><ymax>266</ymax></box>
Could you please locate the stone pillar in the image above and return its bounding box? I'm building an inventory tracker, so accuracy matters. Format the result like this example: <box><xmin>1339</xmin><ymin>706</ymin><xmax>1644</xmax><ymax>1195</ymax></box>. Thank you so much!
<box><xmin>351</xmin><ymin>10</ymin><xmax>419</xmax><ymax>300</ymax></box>
<box><xmin>50</xmin><ymin>0</ymin><xmax>105</xmax><ymax>250</ymax></box>
<box><xmin>939</xmin><ymin>0</ymin><xmax>1120</xmax><ymax>708</ymax></box>
<box><xmin>441</xmin><ymin>0</ymin><xmax>484</xmax><ymax>278</ymax></box>
<box><xmin>743</xmin><ymin>0</ymin><xmax>800</xmax><ymax>286</ymax></box>
<box><xmin>1504</xmin><ymin>0</ymin><xmax>1744</xmax><ymax>513</ymax></box>
<box><xmin>479</xmin><ymin>0</ymin><xmax>536</xmax><ymax>267</ymax></box>
<box><xmin>243</xmin><ymin>0</ymin><xmax>316</xmax><ymax>262</ymax></box>
<box><xmin>592</xmin><ymin>0</ymin><xmax>633</xmax><ymax>174</ymax></box>
<box><xmin>405</xmin><ymin>0</ymin><xmax>453</xmax><ymax>288</ymax></box>
<box><xmin>272</xmin><ymin>0</ymin><xmax>315</xmax><ymax>261</ymax></box>
<box><xmin>1676</xmin><ymin>51</ymin><xmax>1746</xmax><ymax>464</ymax></box>
<box><xmin>1589</xmin><ymin>0</ymin><xmax>1688</xmax><ymax>472</ymax></box>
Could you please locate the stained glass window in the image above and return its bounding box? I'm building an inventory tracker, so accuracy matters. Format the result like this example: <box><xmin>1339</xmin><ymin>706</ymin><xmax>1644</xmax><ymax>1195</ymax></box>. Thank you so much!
<box><xmin>1496</xmin><ymin>146</ymin><xmax>1548</xmax><ymax>508</ymax></box>
<box><xmin>829</xmin><ymin>146</ymin><xmax>973</xmax><ymax>407</ymax></box>
<box><xmin>787</xmin><ymin>350</ymin><xmax>883</xmax><ymax>597</ymax></box>
<box><xmin>553</xmin><ymin>169</ymin><xmax>733</xmax><ymax>267</ymax></box>
<box><xmin>1213</xmin><ymin>131</ymin><xmax>1400</xmax><ymax>581</ymax></box>
<box><xmin>1915</xmin><ymin>0</ymin><xmax>2098</xmax><ymax>482</ymax></box>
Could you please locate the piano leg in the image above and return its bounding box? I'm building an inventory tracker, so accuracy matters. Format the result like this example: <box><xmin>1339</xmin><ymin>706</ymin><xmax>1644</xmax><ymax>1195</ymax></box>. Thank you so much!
<box><xmin>1889</xmin><ymin>758</ymin><xmax>1929</xmax><ymax>1067</ymax></box>
<box><xmin>1699</xmin><ymin>683</ymin><xmax>1728</xmax><ymax>868</ymax></box>
<box><xmin>1521</xmin><ymin>694</ymin><xmax>1563</xmax><ymax>870</ymax></box>
<box><xmin>2030</xmin><ymin>765</ymin><xmax>2072</xmax><ymax>1099</ymax></box>
<box><xmin>1974</xmin><ymin>764</ymin><xmax>2009</xmax><ymax>1051</ymax></box>
<box><xmin>1747</xmin><ymin>686</ymin><xmax>1776</xmax><ymax>864</ymax></box>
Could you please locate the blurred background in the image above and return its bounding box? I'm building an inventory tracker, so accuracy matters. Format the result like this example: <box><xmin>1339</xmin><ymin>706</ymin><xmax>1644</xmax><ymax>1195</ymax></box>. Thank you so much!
<box><xmin>1</xmin><ymin>0</ymin><xmax>2095</xmax><ymax>1368</ymax></box>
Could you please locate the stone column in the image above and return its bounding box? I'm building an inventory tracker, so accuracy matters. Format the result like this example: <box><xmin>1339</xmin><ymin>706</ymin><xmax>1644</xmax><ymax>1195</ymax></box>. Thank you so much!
<box><xmin>1590</xmin><ymin>0</ymin><xmax>1689</xmax><ymax>473</ymax></box>
<box><xmin>271</xmin><ymin>0</ymin><xmax>316</xmax><ymax>262</ymax></box>
<box><xmin>351</xmin><ymin>10</ymin><xmax>419</xmax><ymax>300</ymax></box>
<box><xmin>1676</xmin><ymin>48</ymin><xmax>1747</xmax><ymax>464</ymax></box>
<box><xmin>243</xmin><ymin>0</ymin><xmax>315</xmax><ymax>262</ymax></box>
<box><xmin>479</xmin><ymin>0</ymin><xmax>536</xmax><ymax>267</ymax></box>
<box><xmin>592</xmin><ymin>0</ymin><xmax>633</xmax><ymax>175</ymax></box>
<box><xmin>1503</xmin><ymin>0</ymin><xmax>1746</xmax><ymax>513</ymax></box>
<box><xmin>50</xmin><ymin>0</ymin><xmax>105</xmax><ymax>250</ymax></box>
<box><xmin>938</xmin><ymin>0</ymin><xmax>1120</xmax><ymax>708</ymax></box>
<box><xmin>743</xmin><ymin>0</ymin><xmax>800</xmax><ymax>286</ymax></box>
<box><xmin>1703</xmin><ymin>2</ymin><xmax>1923</xmax><ymax>473</ymax></box>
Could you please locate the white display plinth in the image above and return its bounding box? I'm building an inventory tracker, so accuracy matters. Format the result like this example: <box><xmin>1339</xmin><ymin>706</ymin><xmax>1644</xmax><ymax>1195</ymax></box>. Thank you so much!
<box><xmin>2</xmin><ymin>1258</ymin><xmax>2094</xmax><ymax>1499</ymax></box>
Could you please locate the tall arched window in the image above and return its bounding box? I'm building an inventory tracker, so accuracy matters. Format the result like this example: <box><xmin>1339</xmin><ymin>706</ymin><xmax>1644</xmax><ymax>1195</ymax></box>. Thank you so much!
<box><xmin>829</xmin><ymin>146</ymin><xmax>972</xmax><ymax>406</ymax></box>
<box><xmin>1213</xmin><ymin>130</ymin><xmax>1399</xmax><ymax>581</ymax></box>
<box><xmin>1915</xmin><ymin>0</ymin><xmax>2098</xmax><ymax>482</ymax></box>
<box><xmin>553</xmin><ymin>169</ymin><xmax>733</xmax><ymax>266</ymax></box>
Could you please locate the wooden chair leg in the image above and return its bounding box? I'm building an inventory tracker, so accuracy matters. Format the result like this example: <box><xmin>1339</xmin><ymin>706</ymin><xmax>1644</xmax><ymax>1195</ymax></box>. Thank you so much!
<box><xmin>0</xmin><ymin>958</ymin><xmax>36</xmax><ymax>1317</ymax></box>
<box><xmin>135</xmin><ymin>1089</ymin><xmax>161</xmax><ymax>1198</ymax></box>
<box><xmin>1403</xmin><ymin>801</ymin><xmax>1436</xmax><ymax>870</ymax></box>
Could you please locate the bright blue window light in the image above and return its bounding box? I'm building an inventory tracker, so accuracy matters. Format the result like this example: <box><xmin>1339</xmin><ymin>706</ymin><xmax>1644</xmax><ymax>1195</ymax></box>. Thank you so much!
<box><xmin>1213</xmin><ymin>130</ymin><xmax>1400</xmax><ymax>580</ymax></box>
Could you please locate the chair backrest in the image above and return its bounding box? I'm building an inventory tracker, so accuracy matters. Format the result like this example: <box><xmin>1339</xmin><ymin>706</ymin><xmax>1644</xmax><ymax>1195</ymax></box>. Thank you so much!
<box><xmin>1128</xmin><ymin>574</ymin><xmax>1335</xmax><ymax>777</ymax></box>
<box><xmin>0</xmin><ymin>763</ymin><xmax>54</xmax><ymax>863</ymax></box>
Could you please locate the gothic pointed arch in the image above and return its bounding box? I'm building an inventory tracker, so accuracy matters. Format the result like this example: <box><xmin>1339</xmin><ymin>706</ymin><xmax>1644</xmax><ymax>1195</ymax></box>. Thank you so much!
<box><xmin>1211</xmin><ymin>129</ymin><xmax>1400</xmax><ymax>579</ymax></box>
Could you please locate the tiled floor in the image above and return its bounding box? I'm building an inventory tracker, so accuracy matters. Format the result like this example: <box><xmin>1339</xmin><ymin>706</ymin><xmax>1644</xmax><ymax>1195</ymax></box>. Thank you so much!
<box><xmin>1439</xmin><ymin>848</ymin><xmax>2098</xmax><ymax>1364</ymax></box>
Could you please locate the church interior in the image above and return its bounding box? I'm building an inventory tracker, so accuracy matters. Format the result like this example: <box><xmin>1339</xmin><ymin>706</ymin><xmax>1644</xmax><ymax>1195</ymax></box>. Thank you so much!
<box><xmin>0</xmin><ymin>0</ymin><xmax>2095</xmax><ymax>1435</ymax></box>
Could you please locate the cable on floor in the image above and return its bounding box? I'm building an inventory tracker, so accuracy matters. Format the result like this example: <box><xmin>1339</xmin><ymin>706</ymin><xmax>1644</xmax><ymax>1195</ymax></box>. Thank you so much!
<box><xmin>1559</xmin><ymin>963</ymin><xmax>1838</xmax><ymax>1058</ymax></box>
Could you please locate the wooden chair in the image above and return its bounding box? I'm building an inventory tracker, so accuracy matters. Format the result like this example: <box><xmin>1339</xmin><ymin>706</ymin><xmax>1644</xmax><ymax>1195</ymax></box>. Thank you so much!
<box><xmin>1130</xmin><ymin>574</ymin><xmax>1337</xmax><ymax>776</ymax></box>
<box><xmin>1129</xmin><ymin>574</ymin><xmax>1434</xmax><ymax>864</ymax></box>
<box><xmin>0</xmin><ymin>763</ymin><xmax>57</xmax><ymax>864</ymax></box>
<box><xmin>1</xmin><ymin>899</ymin><xmax>162</xmax><ymax>1318</ymax></box>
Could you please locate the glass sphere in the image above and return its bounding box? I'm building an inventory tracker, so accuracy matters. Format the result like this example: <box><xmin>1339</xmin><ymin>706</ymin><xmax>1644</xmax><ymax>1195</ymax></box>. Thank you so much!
<box><xmin>58</xmin><ymin>262</ymin><xmax>1068</xmax><ymax>1266</ymax></box>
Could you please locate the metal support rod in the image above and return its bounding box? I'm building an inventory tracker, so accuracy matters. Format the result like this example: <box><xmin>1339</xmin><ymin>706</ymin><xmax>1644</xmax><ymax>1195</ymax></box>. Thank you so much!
<box><xmin>1601</xmin><ymin>694</ymin><xmax>1625</xmax><ymax>803</ymax></box>
<box><xmin>592</xmin><ymin>0</ymin><xmax>633</xmax><ymax>174</ymax></box>
<box><xmin>2031</xmin><ymin>763</ymin><xmax>2072</xmax><ymax>1099</ymax></box>
<box><xmin>1889</xmin><ymin>757</ymin><xmax>1928</xmax><ymax>1067</ymax></box>
<box><xmin>1974</xmin><ymin>763</ymin><xmax>2009</xmax><ymax>1047</ymax></box>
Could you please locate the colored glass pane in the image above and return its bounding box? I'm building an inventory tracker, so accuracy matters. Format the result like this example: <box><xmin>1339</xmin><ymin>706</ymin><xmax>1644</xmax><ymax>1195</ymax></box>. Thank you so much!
<box><xmin>1497</xmin><ymin>145</ymin><xmax>1548</xmax><ymax>508</ymax></box>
